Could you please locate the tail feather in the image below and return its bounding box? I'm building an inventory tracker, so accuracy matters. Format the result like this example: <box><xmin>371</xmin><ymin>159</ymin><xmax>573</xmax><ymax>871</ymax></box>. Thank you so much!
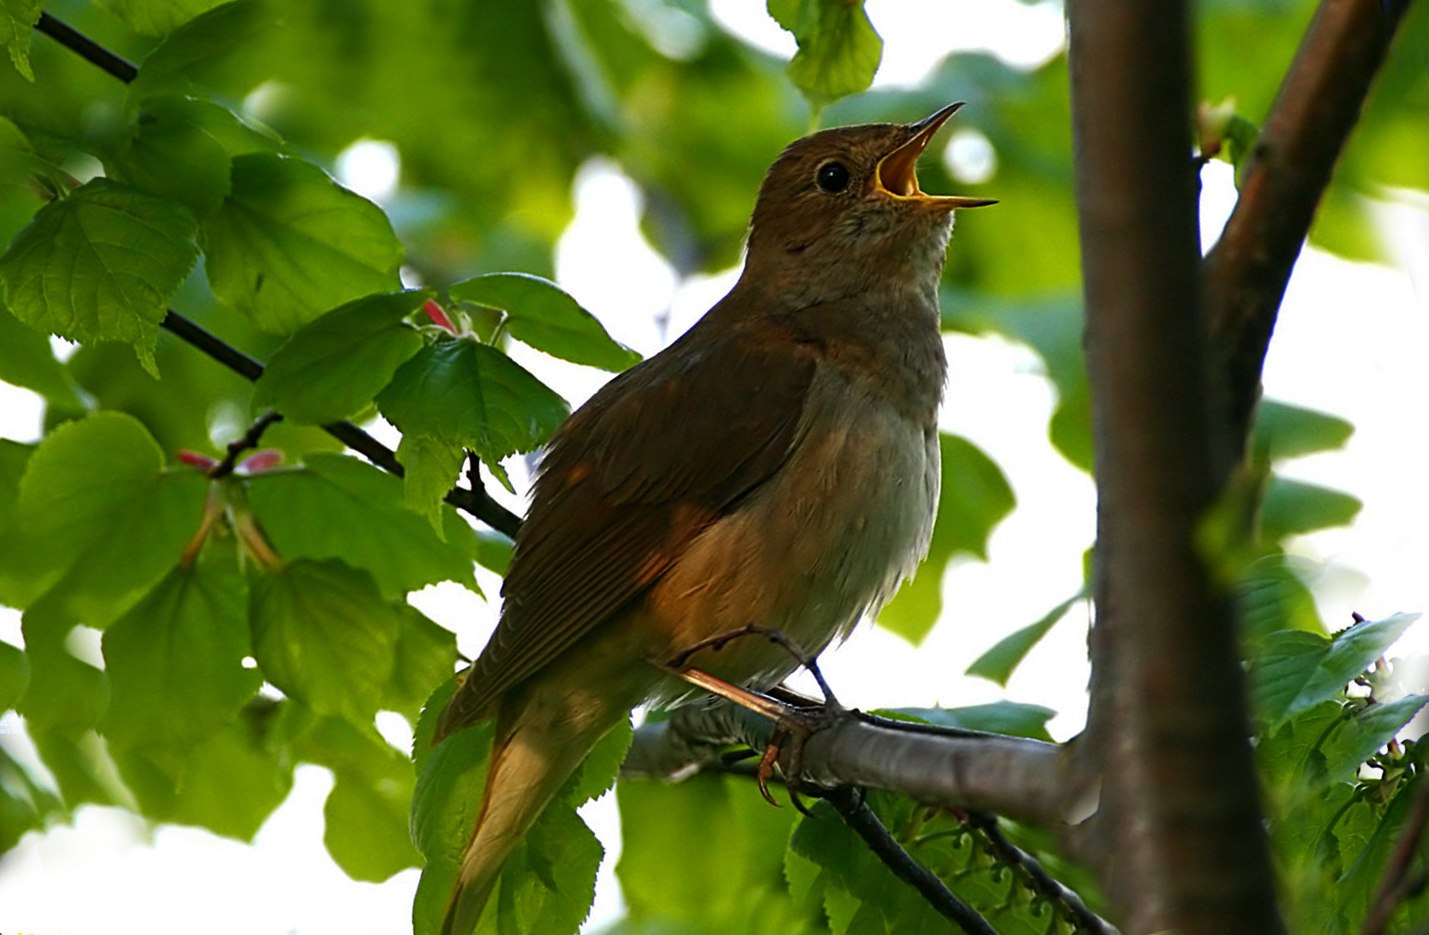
<box><xmin>439</xmin><ymin>701</ymin><xmax>620</xmax><ymax>935</ymax></box>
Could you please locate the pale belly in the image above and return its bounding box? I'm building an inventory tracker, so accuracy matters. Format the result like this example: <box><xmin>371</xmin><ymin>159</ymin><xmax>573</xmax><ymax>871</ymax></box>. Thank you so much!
<box><xmin>643</xmin><ymin>368</ymin><xmax>940</xmax><ymax>704</ymax></box>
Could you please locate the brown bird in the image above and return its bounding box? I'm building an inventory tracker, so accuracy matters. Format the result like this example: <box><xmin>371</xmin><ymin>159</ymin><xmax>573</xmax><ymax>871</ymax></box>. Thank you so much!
<box><xmin>434</xmin><ymin>104</ymin><xmax>994</xmax><ymax>934</ymax></box>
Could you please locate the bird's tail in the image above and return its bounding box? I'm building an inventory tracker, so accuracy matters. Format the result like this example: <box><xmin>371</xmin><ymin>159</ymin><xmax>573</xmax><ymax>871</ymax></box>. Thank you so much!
<box><xmin>439</xmin><ymin>703</ymin><xmax>616</xmax><ymax>935</ymax></box>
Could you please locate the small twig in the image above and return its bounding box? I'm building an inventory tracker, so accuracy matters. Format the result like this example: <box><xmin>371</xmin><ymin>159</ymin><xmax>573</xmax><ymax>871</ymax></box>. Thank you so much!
<box><xmin>1363</xmin><ymin>773</ymin><xmax>1429</xmax><ymax>935</ymax></box>
<box><xmin>817</xmin><ymin>786</ymin><xmax>998</xmax><ymax>935</ymax></box>
<box><xmin>210</xmin><ymin>409</ymin><xmax>284</xmax><ymax>479</ymax></box>
<box><xmin>965</xmin><ymin>812</ymin><xmax>1119</xmax><ymax>935</ymax></box>
<box><xmin>34</xmin><ymin>12</ymin><xmax>137</xmax><ymax>83</ymax></box>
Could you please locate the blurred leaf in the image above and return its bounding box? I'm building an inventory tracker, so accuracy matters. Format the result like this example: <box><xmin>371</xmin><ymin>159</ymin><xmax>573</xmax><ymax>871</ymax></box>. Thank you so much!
<box><xmin>883</xmin><ymin>700</ymin><xmax>1056</xmax><ymax>741</ymax></box>
<box><xmin>617</xmin><ymin>773</ymin><xmax>815</xmax><ymax>932</ymax></box>
<box><xmin>383</xmin><ymin>608</ymin><xmax>458</xmax><ymax>722</ymax></box>
<box><xmin>1308</xmin><ymin>183</ymin><xmax>1381</xmax><ymax>262</ymax></box>
<box><xmin>0</xmin><ymin>637</ymin><xmax>28</xmax><ymax>710</ymax></box>
<box><xmin>0</xmin><ymin>302</ymin><xmax>82</xmax><ymax>406</ymax></box>
<box><xmin>248</xmin><ymin>558</ymin><xmax>409</xmax><ymax>723</ymax></box>
<box><xmin>1239</xmin><ymin>554</ymin><xmax>1326</xmax><ymax>640</ymax></box>
<box><xmin>1261</xmin><ymin>477</ymin><xmax>1361</xmax><ymax>540</ymax></box>
<box><xmin>254</xmin><ymin>290</ymin><xmax>428</xmax><ymax>424</ymax></box>
<box><xmin>1251</xmin><ymin>613</ymin><xmax>1420</xmax><ymax>724</ymax></box>
<box><xmin>1251</xmin><ymin>400</ymin><xmax>1354</xmax><ymax>462</ymax></box>
<box><xmin>449</xmin><ymin>273</ymin><xmax>640</xmax><ymax>372</ymax></box>
<box><xmin>966</xmin><ymin>592</ymin><xmax>1082</xmax><ymax>687</ymax></box>
<box><xmin>768</xmin><ymin>0</ymin><xmax>882</xmax><ymax>110</ymax></box>
<box><xmin>129</xmin><ymin>0</ymin><xmax>285</xmax><ymax>102</ymax></box>
<box><xmin>107</xmin><ymin>95</ymin><xmax>277</xmax><ymax>217</ymax></box>
<box><xmin>0</xmin><ymin>0</ymin><xmax>39</xmax><ymax>81</ymax></box>
<box><xmin>244</xmin><ymin>452</ymin><xmax>476</xmax><ymax>598</ymax></box>
<box><xmin>878</xmin><ymin>434</ymin><xmax>1014</xmax><ymax>644</ymax></box>
<box><xmin>0</xmin><ymin>179</ymin><xmax>199</xmax><ymax>373</ymax></box>
<box><xmin>102</xmin><ymin>549</ymin><xmax>259</xmax><ymax>749</ymax></box>
<box><xmin>377</xmin><ymin>337</ymin><xmax>569</xmax><ymax>478</ymax></box>
<box><xmin>95</xmin><ymin>0</ymin><xmax>232</xmax><ymax>36</ymax></box>
<box><xmin>201</xmin><ymin>153</ymin><xmax>403</xmax><ymax>333</ymax></box>
<box><xmin>0</xmin><ymin>745</ymin><xmax>61</xmax><ymax>852</ymax></box>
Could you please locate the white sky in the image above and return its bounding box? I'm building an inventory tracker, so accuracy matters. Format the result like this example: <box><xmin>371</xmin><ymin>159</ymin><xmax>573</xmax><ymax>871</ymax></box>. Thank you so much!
<box><xmin>2</xmin><ymin>2</ymin><xmax>1427</xmax><ymax>933</ymax></box>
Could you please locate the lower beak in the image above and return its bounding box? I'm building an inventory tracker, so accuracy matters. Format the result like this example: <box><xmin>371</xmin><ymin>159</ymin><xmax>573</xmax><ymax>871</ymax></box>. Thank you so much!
<box><xmin>876</xmin><ymin>102</ymin><xmax>998</xmax><ymax>210</ymax></box>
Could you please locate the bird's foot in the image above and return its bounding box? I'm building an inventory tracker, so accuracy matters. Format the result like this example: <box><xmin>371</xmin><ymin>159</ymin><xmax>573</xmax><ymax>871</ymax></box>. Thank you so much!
<box><xmin>755</xmin><ymin>699</ymin><xmax>842</xmax><ymax>814</ymax></box>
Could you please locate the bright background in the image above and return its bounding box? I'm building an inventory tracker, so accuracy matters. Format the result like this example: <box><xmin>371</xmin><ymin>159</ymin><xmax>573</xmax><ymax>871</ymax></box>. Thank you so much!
<box><xmin>1</xmin><ymin>2</ymin><xmax>1426</xmax><ymax>932</ymax></box>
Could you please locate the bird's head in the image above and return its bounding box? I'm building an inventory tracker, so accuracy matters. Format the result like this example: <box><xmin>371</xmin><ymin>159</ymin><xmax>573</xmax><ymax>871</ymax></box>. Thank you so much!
<box><xmin>743</xmin><ymin>104</ymin><xmax>995</xmax><ymax>301</ymax></box>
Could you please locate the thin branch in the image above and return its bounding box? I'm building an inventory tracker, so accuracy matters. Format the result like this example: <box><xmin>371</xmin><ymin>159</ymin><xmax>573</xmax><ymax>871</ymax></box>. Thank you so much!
<box><xmin>965</xmin><ymin>812</ymin><xmax>1118</xmax><ymax>935</ymax></box>
<box><xmin>818</xmin><ymin>786</ymin><xmax>997</xmax><ymax>935</ymax></box>
<box><xmin>34</xmin><ymin>12</ymin><xmax>137</xmax><ymax>83</ymax></box>
<box><xmin>210</xmin><ymin>409</ymin><xmax>283</xmax><ymax>478</ymax></box>
<box><xmin>1204</xmin><ymin>0</ymin><xmax>1412</xmax><ymax>457</ymax></box>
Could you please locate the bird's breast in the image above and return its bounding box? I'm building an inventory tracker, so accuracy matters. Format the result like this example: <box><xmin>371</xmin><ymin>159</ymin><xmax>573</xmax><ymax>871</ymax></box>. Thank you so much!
<box><xmin>646</xmin><ymin>364</ymin><xmax>940</xmax><ymax>703</ymax></box>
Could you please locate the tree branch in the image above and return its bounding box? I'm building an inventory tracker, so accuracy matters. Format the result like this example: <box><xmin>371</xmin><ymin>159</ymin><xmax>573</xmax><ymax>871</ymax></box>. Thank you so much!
<box><xmin>34</xmin><ymin>12</ymin><xmax>137</xmax><ymax>83</ymax></box>
<box><xmin>818</xmin><ymin>786</ymin><xmax>997</xmax><ymax>935</ymax></box>
<box><xmin>1067</xmin><ymin>0</ymin><xmax>1283</xmax><ymax>931</ymax></box>
<box><xmin>623</xmin><ymin>704</ymin><xmax>1081</xmax><ymax>828</ymax></box>
<box><xmin>1205</xmin><ymin>0</ymin><xmax>1412</xmax><ymax>456</ymax></box>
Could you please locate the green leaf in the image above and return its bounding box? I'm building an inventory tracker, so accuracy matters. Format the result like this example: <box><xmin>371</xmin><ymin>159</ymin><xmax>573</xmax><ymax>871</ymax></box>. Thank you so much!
<box><xmin>0</xmin><ymin>745</ymin><xmax>61</xmax><ymax>852</ymax></box>
<box><xmin>1251</xmin><ymin>613</ymin><xmax>1421</xmax><ymax>725</ymax></box>
<box><xmin>485</xmin><ymin>805</ymin><xmax>603</xmax><ymax>935</ymax></box>
<box><xmin>1322</xmin><ymin>694</ymin><xmax>1429</xmax><ymax>784</ymax></box>
<box><xmin>377</xmin><ymin>337</ymin><xmax>569</xmax><ymax>475</ymax></box>
<box><xmin>564</xmin><ymin>716</ymin><xmax>631</xmax><ymax>807</ymax></box>
<box><xmin>1251</xmin><ymin>400</ymin><xmax>1354</xmax><ymax>462</ymax></box>
<box><xmin>449</xmin><ymin>273</ymin><xmax>640</xmax><ymax>372</ymax></box>
<box><xmin>1239</xmin><ymin>554</ymin><xmax>1326</xmax><ymax>640</ymax></box>
<box><xmin>395</xmin><ymin>433</ymin><xmax>466</xmax><ymax>533</ymax></box>
<box><xmin>102</xmin><ymin>550</ymin><xmax>259</xmax><ymax>749</ymax></box>
<box><xmin>877</xmin><ymin>434</ymin><xmax>1014</xmax><ymax>644</ymax></box>
<box><xmin>1261</xmin><ymin>477</ymin><xmax>1361</xmax><ymax>540</ymax></box>
<box><xmin>0</xmin><ymin>638</ymin><xmax>28</xmax><ymax>711</ymax></box>
<box><xmin>254</xmin><ymin>290</ymin><xmax>429</xmax><ymax>424</ymax></box>
<box><xmin>966</xmin><ymin>593</ymin><xmax>1083</xmax><ymax>686</ymax></box>
<box><xmin>0</xmin><ymin>0</ymin><xmax>39</xmax><ymax>80</ymax></box>
<box><xmin>617</xmin><ymin>774</ymin><xmax>813</xmax><ymax>931</ymax></box>
<box><xmin>0</xmin><ymin>179</ymin><xmax>200</xmax><ymax>373</ymax></box>
<box><xmin>202</xmin><ymin>153</ymin><xmax>403</xmax><ymax>333</ymax></box>
<box><xmin>0</xmin><ymin>302</ymin><xmax>82</xmax><ymax>406</ymax></box>
<box><xmin>883</xmin><ymin>700</ymin><xmax>1057</xmax><ymax>741</ymax></box>
<box><xmin>8</xmin><ymin>412</ymin><xmax>209</xmax><ymax>621</ymax></box>
<box><xmin>383</xmin><ymin>608</ymin><xmax>458</xmax><ymax>723</ymax></box>
<box><xmin>107</xmin><ymin>95</ymin><xmax>274</xmax><ymax>217</ymax></box>
<box><xmin>244</xmin><ymin>452</ymin><xmax>477</xmax><ymax>598</ymax></box>
<box><xmin>129</xmin><ymin>0</ymin><xmax>285</xmax><ymax>101</ymax></box>
<box><xmin>288</xmin><ymin>713</ymin><xmax>421</xmax><ymax>881</ymax></box>
<box><xmin>411</xmin><ymin>711</ymin><xmax>493</xmax><ymax>933</ymax></box>
<box><xmin>94</xmin><ymin>0</ymin><xmax>232</xmax><ymax>36</ymax></box>
<box><xmin>768</xmin><ymin>0</ymin><xmax>883</xmax><ymax>110</ymax></box>
<box><xmin>248</xmin><ymin>558</ymin><xmax>409</xmax><ymax>723</ymax></box>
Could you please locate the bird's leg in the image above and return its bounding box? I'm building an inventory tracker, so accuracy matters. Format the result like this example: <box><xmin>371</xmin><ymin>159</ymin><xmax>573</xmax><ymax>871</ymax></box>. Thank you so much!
<box><xmin>656</xmin><ymin>625</ymin><xmax>846</xmax><ymax>812</ymax></box>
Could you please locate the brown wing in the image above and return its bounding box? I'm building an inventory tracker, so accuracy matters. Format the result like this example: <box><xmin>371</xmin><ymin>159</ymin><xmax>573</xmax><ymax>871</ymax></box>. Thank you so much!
<box><xmin>435</xmin><ymin>318</ymin><xmax>817</xmax><ymax>738</ymax></box>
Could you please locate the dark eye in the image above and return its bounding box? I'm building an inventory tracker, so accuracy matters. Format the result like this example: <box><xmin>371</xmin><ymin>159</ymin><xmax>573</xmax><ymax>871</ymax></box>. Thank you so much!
<box><xmin>816</xmin><ymin>161</ymin><xmax>850</xmax><ymax>193</ymax></box>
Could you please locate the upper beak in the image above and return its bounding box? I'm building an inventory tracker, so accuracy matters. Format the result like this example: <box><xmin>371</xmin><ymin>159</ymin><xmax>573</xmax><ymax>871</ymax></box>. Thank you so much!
<box><xmin>875</xmin><ymin>102</ymin><xmax>998</xmax><ymax>209</ymax></box>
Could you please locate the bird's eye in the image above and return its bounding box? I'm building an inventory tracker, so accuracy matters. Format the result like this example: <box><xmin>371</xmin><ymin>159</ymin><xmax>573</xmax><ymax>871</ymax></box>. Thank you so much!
<box><xmin>816</xmin><ymin>161</ymin><xmax>851</xmax><ymax>194</ymax></box>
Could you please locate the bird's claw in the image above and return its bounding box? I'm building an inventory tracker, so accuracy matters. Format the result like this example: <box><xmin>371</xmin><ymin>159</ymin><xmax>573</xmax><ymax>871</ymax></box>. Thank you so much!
<box><xmin>754</xmin><ymin>701</ymin><xmax>843</xmax><ymax>814</ymax></box>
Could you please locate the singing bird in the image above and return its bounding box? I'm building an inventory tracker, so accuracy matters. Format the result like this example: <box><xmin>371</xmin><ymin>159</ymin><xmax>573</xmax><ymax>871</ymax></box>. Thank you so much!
<box><xmin>433</xmin><ymin>104</ymin><xmax>993</xmax><ymax>933</ymax></box>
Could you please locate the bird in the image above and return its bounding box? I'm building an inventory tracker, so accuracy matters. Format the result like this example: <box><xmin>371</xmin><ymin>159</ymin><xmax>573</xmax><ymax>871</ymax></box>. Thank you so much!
<box><xmin>432</xmin><ymin>103</ymin><xmax>994</xmax><ymax>934</ymax></box>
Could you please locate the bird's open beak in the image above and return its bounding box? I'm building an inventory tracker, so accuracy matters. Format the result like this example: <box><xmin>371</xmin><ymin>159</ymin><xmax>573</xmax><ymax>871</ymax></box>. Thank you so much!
<box><xmin>875</xmin><ymin>102</ymin><xmax>998</xmax><ymax>210</ymax></box>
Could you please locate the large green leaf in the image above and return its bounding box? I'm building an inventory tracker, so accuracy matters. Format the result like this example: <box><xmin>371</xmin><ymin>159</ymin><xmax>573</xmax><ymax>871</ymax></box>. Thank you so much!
<box><xmin>95</xmin><ymin>0</ymin><xmax>232</xmax><ymax>36</ymax></box>
<box><xmin>201</xmin><ymin>153</ymin><xmax>403</xmax><ymax>332</ymax></box>
<box><xmin>128</xmin><ymin>0</ymin><xmax>286</xmax><ymax>101</ymax></box>
<box><xmin>0</xmin><ymin>302</ymin><xmax>82</xmax><ymax>406</ymax></box>
<box><xmin>883</xmin><ymin>700</ymin><xmax>1057</xmax><ymax>741</ymax></box>
<box><xmin>248</xmin><ymin>558</ymin><xmax>409</xmax><ymax>723</ymax></box>
<box><xmin>1261</xmin><ymin>477</ymin><xmax>1362</xmax><ymax>541</ymax></box>
<box><xmin>877</xmin><ymin>434</ymin><xmax>1014</xmax><ymax>644</ymax></box>
<box><xmin>966</xmin><ymin>593</ymin><xmax>1083</xmax><ymax>687</ymax></box>
<box><xmin>448</xmin><ymin>273</ymin><xmax>639</xmax><ymax>372</ymax></box>
<box><xmin>1251</xmin><ymin>400</ymin><xmax>1354</xmax><ymax>462</ymax></box>
<box><xmin>6</xmin><ymin>412</ymin><xmax>208</xmax><ymax>620</ymax></box>
<box><xmin>102</xmin><ymin>551</ymin><xmax>259</xmax><ymax>749</ymax></box>
<box><xmin>377</xmin><ymin>337</ymin><xmax>569</xmax><ymax>475</ymax></box>
<box><xmin>254</xmin><ymin>290</ymin><xmax>429</xmax><ymax>424</ymax></box>
<box><xmin>243</xmin><ymin>452</ymin><xmax>477</xmax><ymax>598</ymax></box>
<box><xmin>1251</xmin><ymin>613</ymin><xmax>1421</xmax><ymax>725</ymax></box>
<box><xmin>0</xmin><ymin>179</ymin><xmax>199</xmax><ymax>373</ymax></box>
